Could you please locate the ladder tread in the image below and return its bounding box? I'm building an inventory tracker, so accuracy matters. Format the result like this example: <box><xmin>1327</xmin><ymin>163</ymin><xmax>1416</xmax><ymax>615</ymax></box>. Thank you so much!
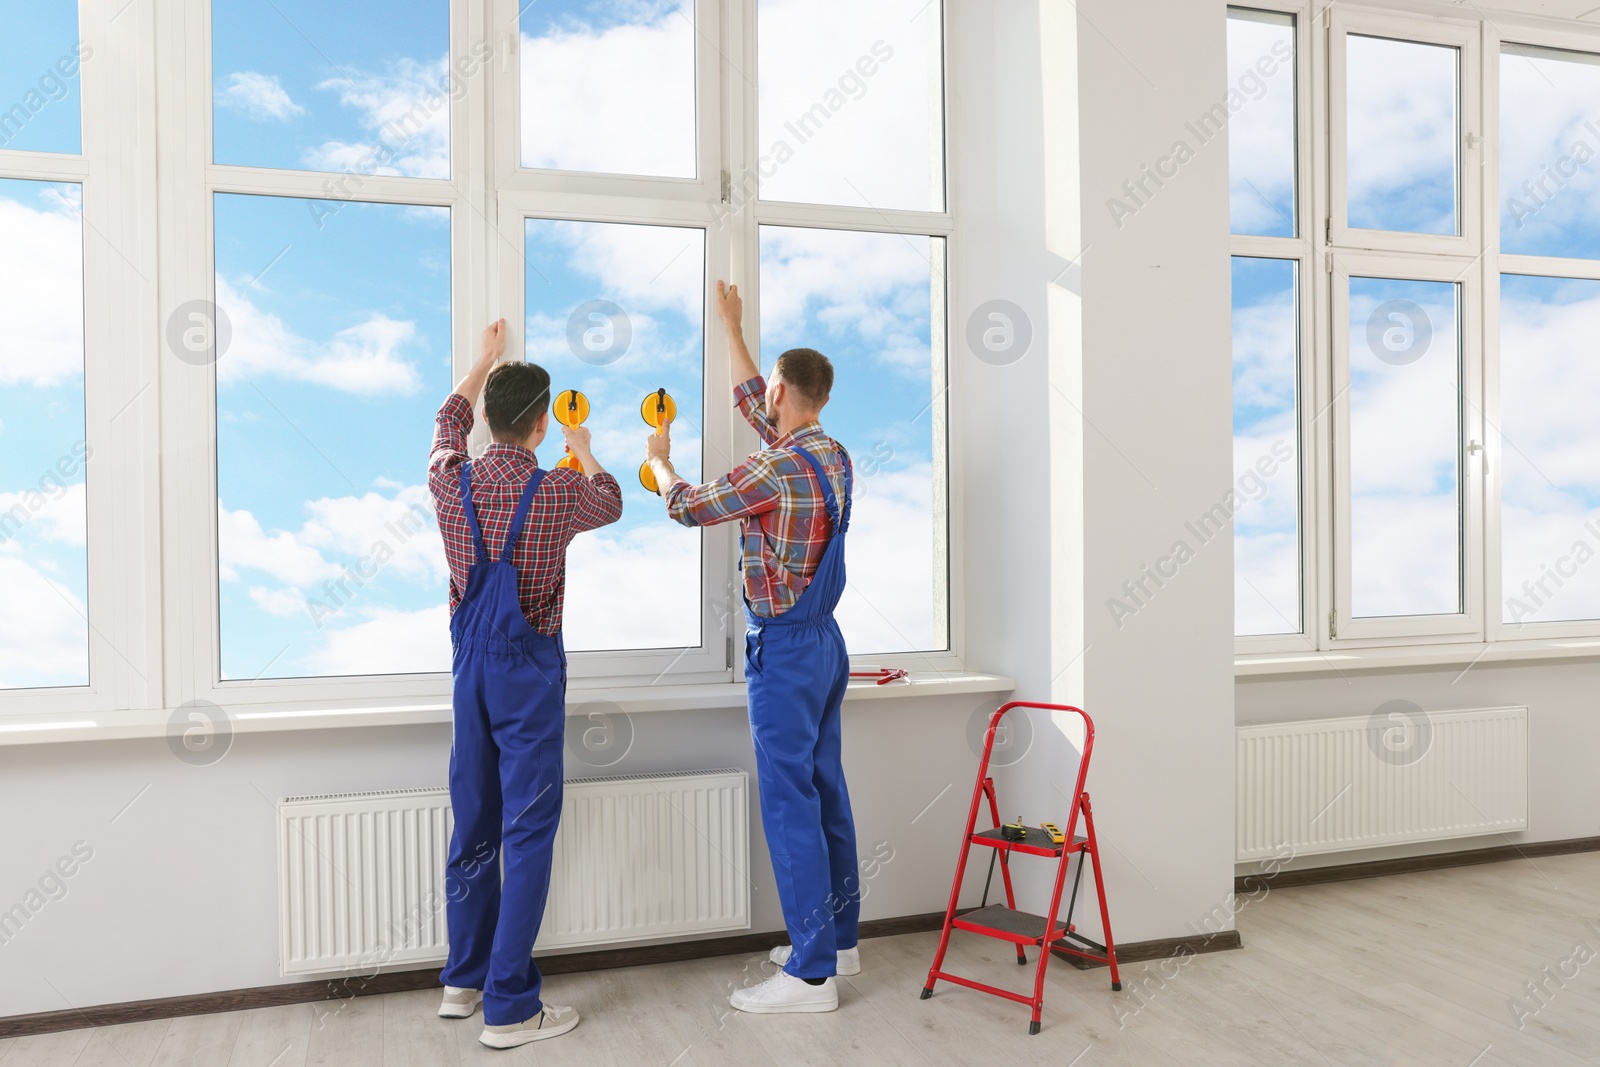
<box><xmin>953</xmin><ymin>904</ymin><xmax>1068</xmax><ymax>944</ymax></box>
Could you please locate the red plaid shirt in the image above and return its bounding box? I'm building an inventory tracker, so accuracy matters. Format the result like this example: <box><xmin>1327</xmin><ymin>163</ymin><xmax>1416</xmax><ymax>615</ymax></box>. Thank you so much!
<box><xmin>429</xmin><ymin>393</ymin><xmax>622</xmax><ymax>636</ymax></box>
<box><xmin>665</xmin><ymin>376</ymin><xmax>851</xmax><ymax>618</ymax></box>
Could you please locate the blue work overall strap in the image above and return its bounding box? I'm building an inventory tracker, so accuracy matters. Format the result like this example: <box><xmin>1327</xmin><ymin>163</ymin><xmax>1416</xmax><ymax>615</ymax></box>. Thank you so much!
<box><xmin>458</xmin><ymin>462</ymin><xmax>489</xmax><ymax>566</ymax></box>
<box><xmin>499</xmin><ymin>469</ymin><xmax>547</xmax><ymax>563</ymax></box>
<box><xmin>788</xmin><ymin>444</ymin><xmax>851</xmax><ymax>537</ymax></box>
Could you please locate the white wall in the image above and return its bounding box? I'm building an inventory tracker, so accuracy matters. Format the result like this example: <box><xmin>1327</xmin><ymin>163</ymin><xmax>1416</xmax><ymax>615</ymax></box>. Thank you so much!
<box><xmin>954</xmin><ymin>0</ymin><xmax>1238</xmax><ymax>945</ymax></box>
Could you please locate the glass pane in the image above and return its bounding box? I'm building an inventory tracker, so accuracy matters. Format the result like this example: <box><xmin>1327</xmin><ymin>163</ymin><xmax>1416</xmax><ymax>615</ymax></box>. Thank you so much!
<box><xmin>1232</xmin><ymin>257</ymin><xmax>1300</xmax><ymax>635</ymax></box>
<box><xmin>523</xmin><ymin>218</ymin><xmax>704</xmax><ymax>652</ymax></box>
<box><xmin>0</xmin><ymin>6</ymin><xmax>82</xmax><ymax>155</ymax></box>
<box><xmin>520</xmin><ymin>2</ymin><xmax>696</xmax><ymax>178</ymax></box>
<box><xmin>214</xmin><ymin>194</ymin><xmax>452</xmax><ymax>679</ymax></box>
<box><xmin>756</xmin><ymin>0</ymin><xmax>944</xmax><ymax>211</ymax></box>
<box><xmin>1500</xmin><ymin>275</ymin><xmax>1600</xmax><ymax>624</ymax></box>
<box><xmin>1345</xmin><ymin>35</ymin><xmax>1458</xmax><ymax>235</ymax></box>
<box><xmin>1227</xmin><ymin>10</ymin><xmax>1296</xmax><ymax>237</ymax></box>
<box><xmin>1500</xmin><ymin>45</ymin><xmax>1600</xmax><ymax>258</ymax></box>
<box><xmin>212</xmin><ymin>0</ymin><xmax>451</xmax><ymax>178</ymax></box>
<box><xmin>0</xmin><ymin>179</ymin><xmax>88</xmax><ymax>689</ymax></box>
<box><xmin>1347</xmin><ymin>277</ymin><xmax>1461</xmax><ymax>617</ymax></box>
<box><xmin>758</xmin><ymin>226</ymin><xmax>945</xmax><ymax>653</ymax></box>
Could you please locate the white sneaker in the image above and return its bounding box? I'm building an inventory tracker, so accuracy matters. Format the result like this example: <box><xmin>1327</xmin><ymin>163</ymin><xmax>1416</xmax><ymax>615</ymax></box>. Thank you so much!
<box><xmin>730</xmin><ymin>971</ymin><xmax>839</xmax><ymax>1014</ymax></box>
<box><xmin>479</xmin><ymin>1003</ymin><xmax>580</xmax><ymax>1048</ymax></box>
<box><xmin>768</xmin><ymin>943</ymin><xmax>861</xmax><ymax>976</ymax></box>
<box><xmin>438</xmin><ymin>986</ymin><xmax>482</xmax><ymax>1018</ymax></box>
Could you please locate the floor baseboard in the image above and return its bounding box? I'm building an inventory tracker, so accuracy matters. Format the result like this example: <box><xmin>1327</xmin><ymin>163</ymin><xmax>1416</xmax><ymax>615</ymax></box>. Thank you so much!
<box><xmin>0</xmin><ymin>911</ymin><xmax>950</xmax><ymax>1039</ymax></box>
<box><xmin>1233</xmin><ymin>834</ymin><xmax>1600</xmax><ymax>892</ymax></box>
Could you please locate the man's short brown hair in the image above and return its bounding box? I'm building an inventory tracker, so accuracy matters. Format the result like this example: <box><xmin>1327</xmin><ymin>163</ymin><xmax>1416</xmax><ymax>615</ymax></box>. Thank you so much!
<box><xmin>774</xmin><ymin>347</ymin><xmax>833</xmax><ymax>407</ymax></box>
<box><xmin>483</xmin><ymin>362</ymin><xmax>551</xmax><ymax>442</ymax></box>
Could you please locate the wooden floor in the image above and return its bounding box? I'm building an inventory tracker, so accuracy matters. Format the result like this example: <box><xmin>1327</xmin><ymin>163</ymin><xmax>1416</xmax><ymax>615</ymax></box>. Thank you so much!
<box><xmin>9</xmin><ymin>852</ymin><xmax>1600</xmax><ymax>1065</ymax></box>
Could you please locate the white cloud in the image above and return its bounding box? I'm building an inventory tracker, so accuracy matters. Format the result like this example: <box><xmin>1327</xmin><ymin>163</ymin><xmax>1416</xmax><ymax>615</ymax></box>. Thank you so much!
<box><xmin>528</xmin><ymin>219</ymin><xmax>705</xmax><ymax>323</ymax></box>
<box><xmin>520</xmin><ymin>14</ymin><xmax>695</xmax><ymax>178</ymax></box>
<box><xmin>1236</xmin><ymin>529</ymin><xmax>1300</xmax><ymax>636</ymax></box>
<box><xmin>0</xmin><ymin>557</ymin><xmax>88</xmax><ymax>688</ymax></box>
<box><xmin>219</xmin><ymin>503</ymin><xmax>343</xmax><ymax>587</ymax></box>
<box><xmin>249</xmin><ymin>585</ymin><xmax>307</xmax><ymax>618</ymax></box>
<box><xmin>836</xmin><ymin>465</ymin><xmax>936</xmax><ymax>654</ymax></box>
<box><xmin>0</xmin><ymin>482</ymin><xmax>86</xmax><ymax>547</ymax></box>
<box><xmin>758</xmin><ymin>227</ymin><xmax>933</xmax><ymax>372</ymax></box>
<box><xmin>299</xmin><ymin>484</ymin><xmax>448</xmax><ymax>584</ymax></box>
<box><xmin>0</xmin><ymin>191</ymin><xmax>83</xmax><ymax>388</ymax></box>
<box><xmin>303</xmin><ymin>605</ymin><xmax>451</xmax><ymax>676</ymax></box>
<box><xmin>216</xmin><ymin>276</ymin><xmax>425</xmax><ymax>396</ymax></box>
<box><xmin>1344</xmin><ymin>36</ymin><xmax>1458</xmax><ymax>233</ymax></box>
<box><xmin>561</xmin><ymin>522</ymin><xmax>701</xmax><ymax>652</ymax></box>
<box><xmin>1499</xmin><ymin>48</ymin><xmax>1600</xmax><ymax>253</ymax></box>
<box><xmin>306</xmin><ymin>57</ymin><xmax>450</xmax><ymax>179</ymax></box>
<box><xmin>1227</xmin><ymin>16</ymin><xmax>1296</xmax><ymax>233</ymax></box>
<box><xmin>756</xmin><ymin>0</ymin><xmax>940</xmax><ymax>210</ymax></box>
<box><xmin>217</xmin><ymin>71</ymin><xmax>305</xmax><ymax>122</ymax></box>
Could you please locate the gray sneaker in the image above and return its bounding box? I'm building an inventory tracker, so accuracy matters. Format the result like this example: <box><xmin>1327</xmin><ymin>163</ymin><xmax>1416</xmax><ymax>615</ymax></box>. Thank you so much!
<box><xmin>438</xmin><ymin>986</ymin><xmax>482</xmax><ymax>1018</ymax></box>
<box><xmin>480</xmin><ymin>1003</ymin><xmax>580</xmax><ymax>1048</ymax></box>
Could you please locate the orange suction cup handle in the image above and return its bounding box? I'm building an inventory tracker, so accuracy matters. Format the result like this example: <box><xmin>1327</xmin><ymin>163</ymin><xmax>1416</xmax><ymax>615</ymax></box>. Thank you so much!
<box><xmin>553</xmin><ymin>389</ymin><xmax>590</xmax><ymax>426</ymax></box>
<box><xmin>639</xmin><ymin>460</ymin><xmax>659</xmax><ymax>495</ymax></box>
<box><xmin>557</xmin><ymin>453</ymin><xmax>585</xmax><ymax>473</ymax></box>
<box><xmin>640</xmin><ymin>387</ymin><xmax>677</xmax><ymax>428</ymax></box>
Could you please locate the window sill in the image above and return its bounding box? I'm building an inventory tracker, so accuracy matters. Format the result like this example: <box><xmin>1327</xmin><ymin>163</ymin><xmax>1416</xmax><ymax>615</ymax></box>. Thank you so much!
<box><xmin>0</xmin><ymin>671</ymin><xmax>1016</xmax><ymax>747</ymax></box>
<box><xmin>1237</xmin><ymin>637</ymin><xmax>1600</xmax><ymax>677</ymax></box>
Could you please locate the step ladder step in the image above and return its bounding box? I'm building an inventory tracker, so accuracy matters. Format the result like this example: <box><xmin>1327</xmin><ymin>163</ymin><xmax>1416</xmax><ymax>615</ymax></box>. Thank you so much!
<box><xmin>969</xmin><ymin>827</ymin><xmax>1084</xmax><ymax>857</ymax></box>
<box><xmin>953</xmin><ymin>904</ymin><xmax>1067</xmax><ymax>945</ymax></box>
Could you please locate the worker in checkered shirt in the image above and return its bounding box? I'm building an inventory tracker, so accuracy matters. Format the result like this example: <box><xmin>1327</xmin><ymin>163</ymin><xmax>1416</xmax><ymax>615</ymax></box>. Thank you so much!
<box><xmin>646</xmin><ymin>280</ymin><xmax>861</xmax><ymax>1015</ymax></box>
<box><xmin>427</xmin><ymin>319</ymin><xmax>621</xmax><ymax>1049</ymax></box>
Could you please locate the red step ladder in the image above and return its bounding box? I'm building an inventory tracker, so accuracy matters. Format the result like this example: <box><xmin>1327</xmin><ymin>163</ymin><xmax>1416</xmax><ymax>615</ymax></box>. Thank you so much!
<box><xmin>920</xmin><ymin>701</ymin><xmax>1121</xmax><ymax>1034</ymax></box>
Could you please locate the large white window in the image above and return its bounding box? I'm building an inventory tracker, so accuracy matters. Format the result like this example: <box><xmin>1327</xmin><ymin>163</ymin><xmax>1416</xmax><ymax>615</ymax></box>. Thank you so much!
<box><xmin>2</xmin><ymin>0</ymin><xmax>953</xmax><ymax>717</ymax></box>
<box><xmin>1232</xmin><ymin>3</ymin><xmax>1600</xmax><ymax>659</ymax></box>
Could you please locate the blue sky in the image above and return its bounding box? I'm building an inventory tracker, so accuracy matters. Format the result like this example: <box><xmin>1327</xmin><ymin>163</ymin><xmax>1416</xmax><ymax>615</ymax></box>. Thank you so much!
<box><xmin>0</xmin><ymin>4</ymin><xmax>80</xmax><ymax>155</ymax></box>
<box><xmin>212</xmin><ymin>0</ymin><xmax>450</xmax><ymax>178</ymax></box>
<box><xmin>213</xmin><ymin>193</ymin><xmax>452</xmax><ymax>680</ymax></box>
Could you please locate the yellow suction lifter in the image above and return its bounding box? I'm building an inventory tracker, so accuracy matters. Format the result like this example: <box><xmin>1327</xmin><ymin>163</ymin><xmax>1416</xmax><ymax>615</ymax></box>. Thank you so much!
<box><xmin>638</xmin><ymin>386</ymin><xmax>677</xmax><ymax>493</ymax></box>
<box><xmin>552</xmin><ymin>389</ymin><xmax>590</xmax><ymax>472</ymax></box>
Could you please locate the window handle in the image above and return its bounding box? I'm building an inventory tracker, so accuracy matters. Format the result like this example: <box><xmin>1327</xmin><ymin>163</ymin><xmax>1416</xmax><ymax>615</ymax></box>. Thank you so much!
<box><xmin>1468</xmin><ymin>439</ymin><xmax>1487</xmax><ymax>474</ymax></box>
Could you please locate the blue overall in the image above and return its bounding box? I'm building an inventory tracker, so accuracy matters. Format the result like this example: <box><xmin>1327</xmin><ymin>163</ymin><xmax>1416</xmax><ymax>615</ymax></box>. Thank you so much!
<box><xmin>440</xmin><ymin>462</ymin><xmax>567</xmax><ymax>1026</ymax></box>
<box><xmin>744</xmin><ymin>445</ymin><xmax>860</xmax><ymax>979</ymax></box>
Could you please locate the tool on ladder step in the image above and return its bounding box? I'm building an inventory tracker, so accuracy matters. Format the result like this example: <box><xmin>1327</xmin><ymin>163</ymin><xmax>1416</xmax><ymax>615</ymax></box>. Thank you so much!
<box><xmin>920</xmin><ymin>701</ymin><xmax>1123</xmax><ymax>1036</ymax></box>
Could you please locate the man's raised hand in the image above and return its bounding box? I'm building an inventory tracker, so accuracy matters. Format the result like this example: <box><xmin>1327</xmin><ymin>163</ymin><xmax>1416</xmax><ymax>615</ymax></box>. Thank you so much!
<box><xmin>645</xmin><ymin>416</ymin><xmax>672</xmax><ymax>463</ymax></box>
<box><xmin>480</xmin><ymin>318</ymin><xmax>508</xmax><ymax>364</ymax></box>
<box><xmin>716</xmin><ymin>281</ymin><xmax>743</xmax><ymax>332</ymax></box>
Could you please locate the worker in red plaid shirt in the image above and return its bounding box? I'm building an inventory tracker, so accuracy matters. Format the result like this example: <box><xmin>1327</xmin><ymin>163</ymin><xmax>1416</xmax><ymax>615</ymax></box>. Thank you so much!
<box><xmin>646</xmin><ymin>281</ymin><xmax>860</xmax><ymax>1016</ymax></box>
<box><xmin>428</xmin><ymin>320</ymin><xmax>621</xmax><ymax>1049</ymax></box>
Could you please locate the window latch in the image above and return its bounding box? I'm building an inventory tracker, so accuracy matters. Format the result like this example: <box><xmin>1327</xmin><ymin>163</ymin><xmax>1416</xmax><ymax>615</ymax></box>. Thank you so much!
<box><xmin>1465</xmin><ymin>131</ymin><xmax>1482</xmax><ymax>150</ymax></box>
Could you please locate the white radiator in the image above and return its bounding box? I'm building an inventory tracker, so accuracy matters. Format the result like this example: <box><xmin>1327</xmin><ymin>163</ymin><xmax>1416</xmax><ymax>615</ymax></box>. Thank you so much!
<box><xmin>1236</xmin><ymin>706</ymin><xmax>1528</xmax><ymax>862</ymax></box>
<box><xmin>277</xmin><ymin>769</ymin><xmax>749</xmax><ymax>976</ymax></box>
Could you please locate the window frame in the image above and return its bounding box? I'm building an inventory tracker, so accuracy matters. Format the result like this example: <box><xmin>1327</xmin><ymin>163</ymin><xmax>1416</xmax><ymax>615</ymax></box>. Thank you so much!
<box><xmin>1230</xmin><ymin>1</ymin><xmax>1318</xmax><ymax>657</ymax></box>
<box><xmin>1484</xmin><ymin>21</ymin><xmax>1600</xmax><ymax>645</ymax></box>
<box><xmin>1328</xmin><ymin>251</ymin><xmax>1484</xmax><ymax>645</ymax></box>
<box><xmin>0</xmin><ymin>1</ymin><xmax>161</xmax><ymax>717</ymax></box>
<box><xmin>1237</xmin><ymin>2</ymin><xmax>1600</xmax><ymax>665</ymax></box>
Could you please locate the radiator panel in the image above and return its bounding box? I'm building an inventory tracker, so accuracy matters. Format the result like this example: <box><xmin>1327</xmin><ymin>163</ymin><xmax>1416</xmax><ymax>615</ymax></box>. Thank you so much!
<box><xmin>1236</xmin><ymin>706</ymin><xmax>1528</xmax><ymax>862</ymax></box>
<box><xmin>278</xmin><ymin>770</ymin><xmax>749</xmax><ymax>976</ymax></box>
